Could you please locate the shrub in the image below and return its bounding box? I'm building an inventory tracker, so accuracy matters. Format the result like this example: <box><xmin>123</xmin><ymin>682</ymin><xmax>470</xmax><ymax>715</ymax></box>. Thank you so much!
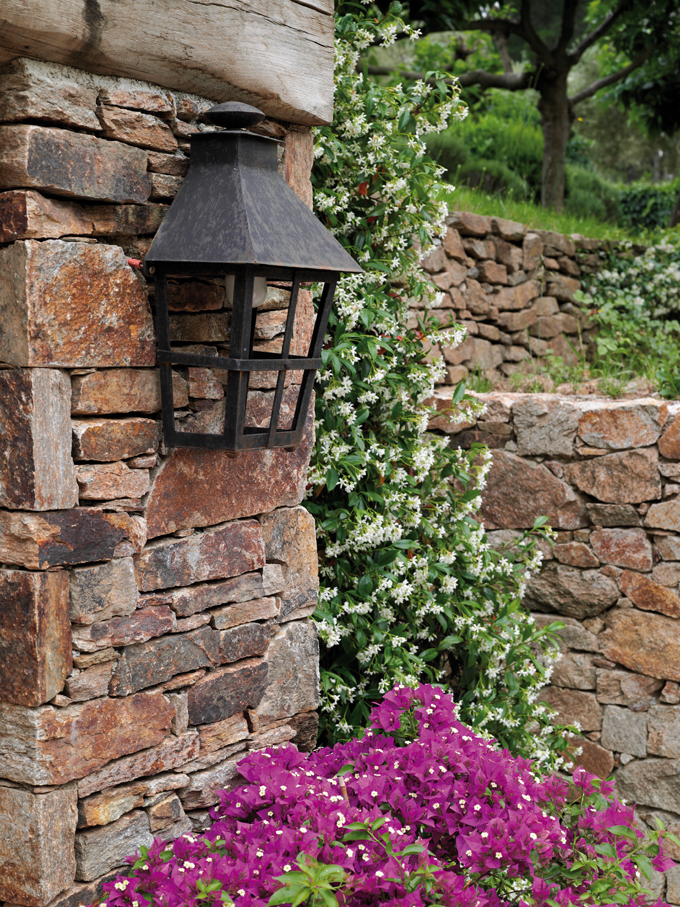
<box><xmin>565</xmin><ymin>166</ymin><xmax>620</xmax><ymax>222</ymax></box>
<box><xmin>308</xmin><ymin>4</ymin><xmax>566</xmax><ymax>766</ymax></box>
<box><xmin>96</xmin><ymin>684</ymin><xmax>675</xmax><ymax>907</ymax></box>
<box><xmin>619</xmin><ymin>179</ymin><xmax>680</xmax><ymax>230</ymax></box>
<box><xmin>457</xmin><ymin>158</ymin><xmax>529</xmax><ymax>199</ymax></box>
<box><xmin>425</xmin><ymin>132</ymin><xmax>471</xmax><ymax>176</ymax></box>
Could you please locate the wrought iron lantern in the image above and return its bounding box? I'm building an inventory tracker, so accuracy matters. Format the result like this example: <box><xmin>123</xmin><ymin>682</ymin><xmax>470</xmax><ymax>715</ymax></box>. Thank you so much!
<box><xmin>143</xmin><ymin>101</ymin><xmax>361</xmax><ymax>453</ymax></box>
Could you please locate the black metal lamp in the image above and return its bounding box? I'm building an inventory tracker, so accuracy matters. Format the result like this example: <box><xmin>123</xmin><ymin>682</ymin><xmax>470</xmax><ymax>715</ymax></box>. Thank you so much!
<box><xmin>143</xmin><ymin>101</ymin><xmax>361</xmax><ymax>453</ymax></box>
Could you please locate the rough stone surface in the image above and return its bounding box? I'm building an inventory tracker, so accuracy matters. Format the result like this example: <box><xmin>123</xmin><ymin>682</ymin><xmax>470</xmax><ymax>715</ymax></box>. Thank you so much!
<box><xmin>524</xmin><ymin>565</ymin><xmax>619</xmax><ymax>619</ymax></box>
<box><xmin>0</xmin><ymin>189</ymin><xmax>92</xmax><ymax>242</ymax></box>
<box><xmin>590</xmin><ymin>528</ymin><xmax>653</xmax><ymax>571</ymax></box>
<box><xmin>78</xmin><ymin>773</ymin><xmax>189</xmax><ymax>828</ymax></box>
<box><xmin>0</xmin><ymin>58</ymin><xmax>100</xmax><ymax>130</ymax></box>
<box><xmin>0</xmin><ymin>786</ymin><xmax>77</xmax><ymax>907</ymax></box>
<box><xmin>72</xmin><ymin>606</ymin><xmax>176</xmax><ymax>652</ymax></box>
<box><xmin>554</xmin><ymin>542</ymin><xmax>599</xmax><ymax>568</ymax></box>
<box><xmin>165</xmin><ymin>573</ymin><xmax>265</xmax><ymax>618</ymax></box>
<box><xmin>134</xmin><ymin>520</ymin><xmax>265</xmax><ymax>591</ymax></box>
<box><xmin>76</xmin><ymin>461</ymin><xmax>150</xmax><ymax>500</ymax></box>
<box><xmin>0</xmin><ymin>124</ymin><xmax>150</xmax><ymax>202</ymax></box>
<box><xmin>219</xmin><ymin>623</ymin><xmax>272</xmax><ymax>664</ymax></box>
<box><xmin>586</xmin><ymin>504</ymin><xmax>641</xmax><ymax>527</ymax></box>
<box><xmin>570</xmin><ymin>737</ymin><xmax>615</xmax><ymax>779</ymax></box>
<box><xmin>0</xmin><ymin>690</ymin><xmax>174</xmax><ymax>785</ymax></box>
<box><xmin>659</xmin><ymin>417</ymin><xmax>680</xmax><ymax>460</ymax></box>
<box><xmin>600</xmin><ymin>609</ymin><xmax>680</xmax><ymax>682</ymax></box>
<box><xmin>198</xmin><ymin>714</ymin><xmax>250</xmax><ymax>754</ymax></box>
<box><xmin>256</xmin><ymin>620</ymin><xmax>320</xmax><ymax>721</ymax></box>
<box><xmin>645</xmin><ymin>500</ymin><xmax>680</xmax><ymax>532</ymax></box>
<box><xmin>616</xmin><ymin>758</ymin><xmax>680</xmax><ymax>810</ymax></box>
<box><xmin>567</xmin><ymin>449</ymin><xmax>661</xmax><ymax>504</ymax></box>
<box><xmin>71</xmin><ymin>369</ymin><xmax>188</xmax><ymax>415</ymax></box>
<box><xmin>656</xmin><ymin>536</ymin><xmax>680</xmax><ymax>560</ymax></box>
<box><xmin>187</xmin><ymin>658</ymin><xmax>269</xmax><ymax>726</ymax></box>
<box><xmin>70</xmin><ymin>558</ymin><xmax>138</xmax><ymax>625</ymax></box>
<box><xmin>653</xmin><ymin>562</ymin><xmax>680</xmax><ymax>587</ymax></box>
<box><xmin>212</xmin><ymin>597</ymin><xmax>280</xmax><ymax>630</ymax></box>
<box><xmin>260</xmin><ymin>507</ymin><xmax>318</xmax><ymax>620</ymax></box>
<box><xmin>97</xmin><ymin>105</ymin><xmax>178</xmax><ymax>153</ymax></box>
<box><xmin>0</xmin><ymin>509</ymin><xmax>146</xmax><ymax>569</ymax></box>
<box><xmin>539</xmin><ymin>687</ymin><xmax>602</xmax><ymax>731</ymax></box>
<box><xmin>479</xmin><ymin>450</ymin><xmax>587</xmax><ymax>530</ymax></box>
<box><xmin>601</xmin><ymin>705</ymin><xmax>647</xmax><ymax>756</ymax></box>
<box><xmin>145</xmin><ymin>411</ymin><xmax>314</xmax><ymax>537</ymax></box>
<box><xmin>65</xmin><ymin>661</ymin><xmax>115</xmax><ymax>702</ymax></box>
<box><xmin>75</xmin><ymin>810</ymin><xmax>153</xmax><ymax>882</ymax></box>
<box><xmin>72</xmin><ymin>418</ymin><xmax>160</xmax><ymax>462</ymax></box>
<box><xmin>620</xmin><ymin>570</ymin><xmax>680</xmax><ymax>618</ymax></box>
<box><xmin>513</xmin><ymin>397</ymin><xmax>579</xmax><ymax>457</ymax></box>
<box><xmin>0</xmin><ymin>241</ymin><xmax>155</xmax><ymax>367</ymax></box>
<box><xmin>578</xmin><ymin>402</ymin><xmax>667</xmax><ymax>450</ymax></box>
<box><xmin>179</xmin><ymin>754</ymin><xmax>243</xmax><ymax>810</ymax></box>
<box><xmin>533</xmin><ymin>613</ymin><xmax>599</xmax><ymax>651</ymax></box>
<box><xmin>551</xmin><ymin>653</ymin><xmax>596</xmax><ymax>689</ymax></box>
<box><xmin>0</xmin><ymin>368</ymin><xmax>77</xmax><ymax>510</ymax></box>
<box><xmin>648</xmin><ymin>706</ymin><xmax>680</xmax><ymax>758</ymax></box>
<box><xmin>0</xmin><ymin>569</ymin><xmax>71</xmax><ymax>707</ymax></box>
<box><xmin>77</xmin><ymin>732</ymin><xmax>199</xmax><ymax>798</ymax></box>
<box><xmin>110</xmin><ymin>627</ymin><xmax>221</xmax><ymax>695</ymax></box>
<box><xmin>596</xmin><ymin>670</ymin><xmax>663</xmax><ymax>708</ymax></box>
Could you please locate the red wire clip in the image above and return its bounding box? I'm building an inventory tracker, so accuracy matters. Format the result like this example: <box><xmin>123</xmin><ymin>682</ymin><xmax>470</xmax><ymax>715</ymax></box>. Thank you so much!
<box><xmin>127</xmin><ymin>258</ymin><xmax>143</xmax><ymax>269</ymax></box>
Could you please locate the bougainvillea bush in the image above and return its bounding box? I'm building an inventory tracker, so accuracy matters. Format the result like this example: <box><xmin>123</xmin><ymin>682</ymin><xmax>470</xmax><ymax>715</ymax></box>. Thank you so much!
<box><xmin>307</xmin><ymin>3</ymin><xmax>566</xmax><ymax>767</ymax></box>
<box><xmin>97</xmin><ymin>686</ymin><xmax>674</xmax><ymax>907</ymax></box>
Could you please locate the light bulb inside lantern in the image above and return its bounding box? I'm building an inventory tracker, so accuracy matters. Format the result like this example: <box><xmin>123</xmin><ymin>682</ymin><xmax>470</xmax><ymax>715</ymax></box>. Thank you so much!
<box><xmin>225</xmin><ymin>275</ymin><xmax>268</xmax><ymax>308</ymax></box>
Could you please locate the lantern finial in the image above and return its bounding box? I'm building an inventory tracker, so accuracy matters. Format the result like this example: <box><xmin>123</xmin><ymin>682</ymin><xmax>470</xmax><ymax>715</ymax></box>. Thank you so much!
<box><xmin>205</xmin><ymin>101</ymin><xmax>265</xmax><ymax>130</ymax></box>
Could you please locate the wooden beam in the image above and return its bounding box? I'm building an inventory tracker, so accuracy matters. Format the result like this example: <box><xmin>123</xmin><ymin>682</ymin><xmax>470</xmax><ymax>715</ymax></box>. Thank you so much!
<box><xmin>0</xmin><ymin>0</ymin><xmax>334</xmax><ymax>125</ymax></box>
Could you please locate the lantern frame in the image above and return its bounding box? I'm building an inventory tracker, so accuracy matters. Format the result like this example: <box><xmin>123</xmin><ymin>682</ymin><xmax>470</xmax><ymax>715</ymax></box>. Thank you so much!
<box><xmin>150</xmin><ymin>263</ymin><xmax>337</xmax><ymax>453</ymax></box>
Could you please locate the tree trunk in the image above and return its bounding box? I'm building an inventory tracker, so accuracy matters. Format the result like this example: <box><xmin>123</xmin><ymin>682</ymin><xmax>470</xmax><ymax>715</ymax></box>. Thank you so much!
<box><xmin>537</xmin><ymin>71</ymin><xmax>572</xmax><ymax>211</ymax></box>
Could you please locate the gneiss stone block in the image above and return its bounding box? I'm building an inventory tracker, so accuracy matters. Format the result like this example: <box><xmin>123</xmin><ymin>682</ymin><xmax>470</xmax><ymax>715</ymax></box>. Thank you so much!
<box><xmin>110</xmin><ymin>626</ymin><xmax>221</xmax><ymax>695</ymax></box>
<box><xmin>566</xmin><ymin>448</ymin><xmax>662</xmax><ymax>504</ymax></box>
<box><xmin>72</xmin><ymin>417</ymin><xmax>160</xmax><ymax>462</ymax></box>
<box><xmin>219</xmin><ymin>622</ymin><xmax>272</xmax><ymax>664</ymax></box>
<box><xmin>76</xmin><ymin>461</ymin><xmax>150</xmax><ymax>500</ymax></box>
<box><xmin>0</xmin><ymin>189</ymin><xmax>92</xmax><ymax>242</ymax></box>
<box><xmin>72</xmin><ymin>606</ymin><xmax>176</xmax><ymax>653</ymax></box>
<box><xmin>0</xmin><ymin>368</ymin><xmax>77</xmax><ymax>510</ymax></box>
<box><xmin>0</xmin><ymin>786</ymin><xmax>77</xmax><ymax>907</ymax></box>
<box><xmin>0</xmin><ymin>690</ymin><xmax>173</xmax><ymax>785</ymax></box>
<box><xmin>166</xmin><ymin>572</ymin><xmax>265</xmax><ymax>618</ymax></box>
<box><xmin>0</xmin><ymin>241</ymin><xmax>155</xmax><ymax>367</ymax></box>
<box><xmin>0</xmin><ymin>509</ymin><xmax>146</xmax><ymax>569</ymax></box>
<box><xmin>0</xmin><ymin>57</ymin><xmax>99</xmax><ymax>130</ymax></box>
<box><xmin>145</xmin><ymin>411</ymin><xmax>314</xmax><ymax>537</ymax></box>
<box><xmin>211</xmin><ymin>596</ymin><xmax>279</xmax><ymax>630</ymax></box>
<box><xmin>260</xmin><ymin>506</ymin><xmax>319</xmax><ymax>621</ymax></box>
<box><xmin>0</xmin><ymin>124</ymin><xmax>150</xmax><ymax>202</ymax></box>
<box><xmin>71</xmin><ymin>369</ymin><xmax>187</xmax><ymax>415</ymax></box>
<box><xmin>600</xmin><ymin>609</ymin><xmax>680</xmax><ymax>682</ymax></box>
<box><xmin>134</xmin><ymin>520</ymin><xmax>265</xmax><ymax>591</ymax></box>
<box><xmin>97</xmin><ymin>105</ymin><xmax>178</xmax><ymax>153</ymax></box>
<box><xmin>524</xmin><ymin>565</ymin><xmax>618</xmax><ymax>620</ymax></box>
<box><xmin>255</xmin><ymin>620</ymin><xmax>319</xmax><ymax>722</ymax></box>
<box><xmin>78</xmin><ymin>732</ymin><xmax>199</xmax><ymax>798</ymax></box>
<box><xmin>0</xmin><ymin>569</ymin><xmax>71</xmax><ymax>707</ymax></box>
<box><xmin>75</xmin><ymin>810</ymin><xmax>153</xmax><ymax>882</ymax></box>
<box><xmin>187</xmin><ymin>658</ymin><xmax>269</xmax><ymax>726</ymax></box>
<box><xmin>78</xmin><ymin>772</ymin><xmax>189</xmax><ymax>828</ymax></box>
<box><xmin>70</xmin><ymin>557</ymin><xmax>138</xmax><ymax>625</ymax></box>
<box><xmin>83</xmin><ymin>202</ymin><xmax>168</xmax><ymax>236</ymax></box>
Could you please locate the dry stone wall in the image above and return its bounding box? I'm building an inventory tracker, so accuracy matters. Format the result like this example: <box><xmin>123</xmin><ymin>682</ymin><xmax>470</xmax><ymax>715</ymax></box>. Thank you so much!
<box><xmin>414</xmin><ymin>210</ymin><xmax>610</xmax><ymax>386</ymax></box>
<box><xmin>431</xmin><ymin>389</ymin><xmax>680</xmax><ymax>901</ymax></box>
<box><xmin>0</xmin><ymin>58</ymin><xmax>320</xmax><ymax>907</ymax></box>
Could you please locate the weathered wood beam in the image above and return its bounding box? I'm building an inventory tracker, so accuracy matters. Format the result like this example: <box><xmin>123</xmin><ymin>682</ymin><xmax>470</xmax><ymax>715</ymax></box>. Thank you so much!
<box><xmin>0</xmin><ymin>0</ymin><xmax>334</xmax><ymax>125</ymax></box>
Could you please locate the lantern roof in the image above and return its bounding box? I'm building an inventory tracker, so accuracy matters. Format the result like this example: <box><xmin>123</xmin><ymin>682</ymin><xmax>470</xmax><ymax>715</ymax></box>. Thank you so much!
<box><xmin>144</xmin><ymin>102</ymin><xmax>362</xmax><ymax>276</ymax></box>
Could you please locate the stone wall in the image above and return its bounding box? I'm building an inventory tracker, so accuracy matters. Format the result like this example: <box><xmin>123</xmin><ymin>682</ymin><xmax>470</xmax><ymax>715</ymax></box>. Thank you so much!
<box><xmin>431</xmin><ymin>388</ymin><xmax>680</xmax><ymax>901</ymax></box>
<box><xmin>415</xmin><ymin>210</ymin><xmax>611</xmax><ymax>387</ymax></box>
<box><xmin>0</xmin><ymin>59</ymin><xmax>320</xmax><ymax>907</ymax></box>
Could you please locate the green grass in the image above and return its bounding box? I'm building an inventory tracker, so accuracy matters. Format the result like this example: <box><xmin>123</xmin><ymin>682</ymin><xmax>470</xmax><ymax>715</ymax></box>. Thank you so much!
<box><xmin>450</xmin><ymin>186</ymin><xmax>659</xmax><ymax>242</ymax></box>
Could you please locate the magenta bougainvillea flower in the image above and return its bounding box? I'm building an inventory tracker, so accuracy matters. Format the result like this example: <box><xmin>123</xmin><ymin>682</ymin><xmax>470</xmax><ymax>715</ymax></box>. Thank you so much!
<box><xmin>96</xmin><ymin>684</ymin><xmax>674</xmax><ymax>907</ymax></box>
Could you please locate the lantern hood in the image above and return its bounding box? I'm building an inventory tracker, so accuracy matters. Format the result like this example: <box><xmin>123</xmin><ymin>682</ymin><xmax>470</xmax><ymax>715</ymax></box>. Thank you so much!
<box><xmin>144</xmin><ymin>102</ymin><xmax>362</xmax><ymax>276</ymax></box>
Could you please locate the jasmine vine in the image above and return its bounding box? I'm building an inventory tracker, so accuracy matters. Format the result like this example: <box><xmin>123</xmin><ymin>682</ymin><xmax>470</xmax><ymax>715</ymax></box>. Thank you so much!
<box><xmin>306</xmin><ymin>4</ymin><xmax>566</xmax><ymax>768</ymax></box>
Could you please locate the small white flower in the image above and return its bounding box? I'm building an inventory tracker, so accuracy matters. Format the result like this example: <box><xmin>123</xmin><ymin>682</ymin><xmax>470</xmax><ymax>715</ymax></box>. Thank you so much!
<box><xmin>283</xmin><ymin>864</ymin><xmax>292</xmax><ymax>872</ymax></box>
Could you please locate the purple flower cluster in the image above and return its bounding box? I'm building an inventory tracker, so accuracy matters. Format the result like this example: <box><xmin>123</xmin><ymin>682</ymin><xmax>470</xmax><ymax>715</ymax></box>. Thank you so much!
<box><xmin>96</xmin><ymin>685</ymin><xmax>673</xmax><ymax>907</ymax></box>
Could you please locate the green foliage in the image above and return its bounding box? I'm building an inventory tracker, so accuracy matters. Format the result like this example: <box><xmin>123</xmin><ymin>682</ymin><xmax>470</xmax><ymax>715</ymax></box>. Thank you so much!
<box><xmin>268</xmin><ymin>855</ymin><xmax>345</xmax><ymax>907</ymax></box>
<box><xmin>619</xmin><ymin>179</ymin><xmax>680</xmax><ymax>230</ymax></box>
<box><xmin>565</xmin><ymin>165</ymin><xmax>620</xmax><ymax>222</ymax></box>
<box><xmin>309</xmin><ymin>4</ymin><xmax>568</xmax><ymax>768</ymax></box>
<box><xmin>457</xmin><ymin>158</ymin><xmax>529</xmax><ymax>199</ymax></box>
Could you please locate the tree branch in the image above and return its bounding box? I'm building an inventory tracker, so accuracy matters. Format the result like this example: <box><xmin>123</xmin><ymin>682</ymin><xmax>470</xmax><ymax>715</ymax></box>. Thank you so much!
<box><xmin>569</xmin><ymin>48</ymin><xmax>650</xmax><ymax>104</ymax></box>
<box><xmin>519</xmin><ymin>0</ymin><xmax>553</xmax><ymax>66</ymax></box>
<box><xmin>364</xmin><ymin>65</ymin><xmax>532</xmax><ymax>91</ymax></box>
<box><xmin>556</xmin><ymin>0</ymin><xmax>580</xmax><ymax>53</ymax></box>
<box><xmin>493</xmin><ymin>31</ymin><xmax>514</xmax><ymax>74</ymax></box>
<box><xmin>569</xmin><ymin>0</ymin><xmax>633</xmax><ymax>63</ymax></box>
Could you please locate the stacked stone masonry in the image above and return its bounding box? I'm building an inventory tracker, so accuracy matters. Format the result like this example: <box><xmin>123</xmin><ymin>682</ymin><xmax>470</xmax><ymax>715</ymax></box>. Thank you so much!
<box><xmin>431</xmin><ymin>389</ymin><xmax>680</xmax><ymax>901</ymax></box>
<box><xmin>414</xmin><ymin>210</ymin><xmax>613</xmax><ymax>386</ymax></box>
<box><xmin>0</xmin><ymin>58</ymin><xmax>320</xmax><ymax>907</ymax></box>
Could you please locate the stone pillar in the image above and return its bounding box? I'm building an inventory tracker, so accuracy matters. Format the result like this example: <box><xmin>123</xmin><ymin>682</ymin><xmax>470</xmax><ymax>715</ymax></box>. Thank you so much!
<box><xmin>0</xmin><ymin>58</ymin><xmax>320</xmax><ymax>907</ymax></box>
